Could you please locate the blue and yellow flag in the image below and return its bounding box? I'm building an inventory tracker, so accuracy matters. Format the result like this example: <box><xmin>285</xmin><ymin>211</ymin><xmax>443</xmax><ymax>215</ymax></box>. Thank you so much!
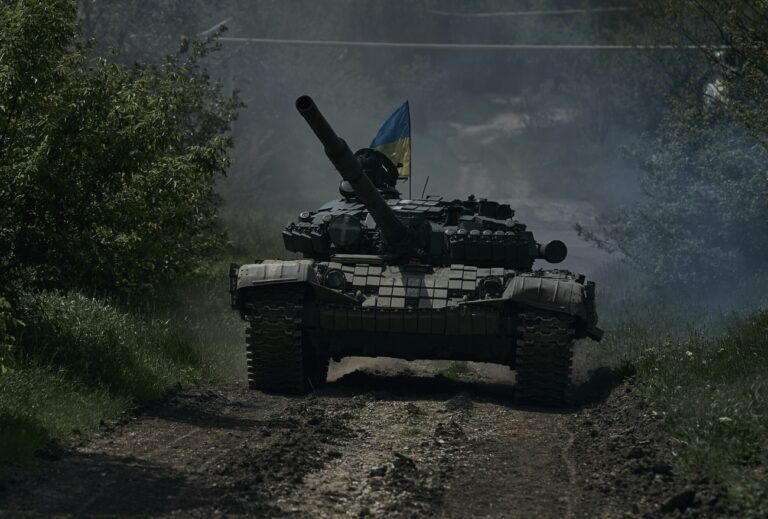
<box><xmin>370</xmin><ymin>101</ymin><xmax>411</xmax><ymax>178</ymax></box>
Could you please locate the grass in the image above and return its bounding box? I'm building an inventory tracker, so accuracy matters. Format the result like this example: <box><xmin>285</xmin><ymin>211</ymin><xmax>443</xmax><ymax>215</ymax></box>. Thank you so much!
<box><xmin>0</xmin><ymin>366</ymin><xmax>128</xmax><ymax>464</ymax></box>
<box><xmin>0</xmin><ymin>265</ymin><xmax>245</xmax><ymax>467</ymax></box>
<box><xmin>589</xmin><ymin>261</ymin><xmax>768</xmax><ymax>516</ymax></box>
<box><xmin>0</xmin><ymin>225</ymin><xmax>287</xmax><ymax>469</ymax></box>
<box><xmin>633</xmin><ymin>314</ymin><xmax>768</xmax><ymax>517</ymax></box>
<box><xmin>16</xmin><ymin>292</ymin><xmax>205</xmax><ymax>399</ymax></box>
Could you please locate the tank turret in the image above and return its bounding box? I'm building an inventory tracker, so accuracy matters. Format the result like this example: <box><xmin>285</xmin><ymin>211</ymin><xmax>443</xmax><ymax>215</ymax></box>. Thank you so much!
<box><xmin>288</xmin><ymin>95</ymin><xmax>569</xmax><ymax>269</ymax></box>
<box><xmin>296</xmin><ymin>95</ymin><xmax>410</xmax><ymax>250</ymax></box>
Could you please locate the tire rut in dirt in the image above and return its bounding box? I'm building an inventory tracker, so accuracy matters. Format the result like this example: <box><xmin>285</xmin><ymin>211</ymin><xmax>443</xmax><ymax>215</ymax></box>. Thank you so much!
<box><xmin>245</xmin><ymin>286</ymin><xmax>324</xmax><ymax>394</ymax></box>
<box><xmin>302</xmin><ymin>396</ymin><xmax>470</xmax><ymax>518</ymax></box>
<box><xmin>204</xmin><ymin>401</ymin><xmax>354</xmax><ymax>516</ymax></box>
<box><xmin>515</xmin><ymin>311</ymin><xmax>575</xmax><ymax>406</ymax></box>
<box><xmin>374</xmin><ymin>415</ymin><xmax>469</xmax><ymax>517</ymax></box>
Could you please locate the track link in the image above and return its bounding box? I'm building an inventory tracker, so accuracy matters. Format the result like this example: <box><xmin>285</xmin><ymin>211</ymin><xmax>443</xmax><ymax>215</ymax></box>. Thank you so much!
<box><xmin>514</xmin><ymin>311</ymin><xmax>575</xmax><ymax>406</ymax></box>
<box><xmin>245</xmin><ymin>286</ymin><xmax>326</xmax><ymax>394</ymax></box>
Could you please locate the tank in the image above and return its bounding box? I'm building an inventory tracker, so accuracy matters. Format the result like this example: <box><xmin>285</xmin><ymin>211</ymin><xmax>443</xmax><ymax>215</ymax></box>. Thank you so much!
<box><xmin>229</xmin><ymin>95</ymin><xmax>603</xmax><ymax>406</ymax></box>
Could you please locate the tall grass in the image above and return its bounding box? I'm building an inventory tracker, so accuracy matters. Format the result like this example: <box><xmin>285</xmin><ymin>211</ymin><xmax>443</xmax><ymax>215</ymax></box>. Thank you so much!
<box><xmin>17</xmin><ymin>292</ymin><xmax>204</xmax><ymax>399</ymax></box>
<box><xmin>156</xmin><ymin>262</ymin><xmax>246</xmax><ymax>381</ymax></box>
<box><xmin>634</xmin><ymin>313</ymin><xmax>768</xmax><ymax>517</ymax></box>
<box><xmin>0</xmin><ymin>266</ymin><xmax>246</xmax><ymax>466</ymax></box>
<box><xmin>589</xmin><ymin>260</ymin><xmax>768</xmax><ymax>516</ymax></box>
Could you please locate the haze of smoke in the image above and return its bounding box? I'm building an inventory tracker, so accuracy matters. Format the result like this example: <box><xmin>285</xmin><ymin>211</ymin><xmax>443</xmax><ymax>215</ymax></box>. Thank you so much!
<box><xmin>205</xmin><ymin>1</ymin><xmax>649</xmax><ymax>276</ymax></box>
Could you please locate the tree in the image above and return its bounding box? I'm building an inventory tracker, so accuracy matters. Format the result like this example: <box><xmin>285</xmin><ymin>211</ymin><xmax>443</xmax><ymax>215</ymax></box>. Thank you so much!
<box><xmin>640</xmin><ymin>0</ymin><xmax>768</xmax><ymax>146</ymax></box>
<box><xmin>576</xmin><ymin>2</ymin><xmax>768</xmax><ymax>288</ymax></box>
<box><xmin>0</xmin><ymin>0</ymin><xmax>239</xmax><ymax>297</ymax></box>
<box><xmin>579</xmin><ymin>95</ymin><xmax>768</xmax><ymax>287</ymax></box>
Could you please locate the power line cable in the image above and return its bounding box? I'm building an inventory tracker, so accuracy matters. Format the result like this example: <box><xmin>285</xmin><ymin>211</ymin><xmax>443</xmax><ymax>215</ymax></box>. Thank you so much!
<box><xmin>217</xmin><ymin>36</ymin><xmax>722</xmax><ymax>51</ymax></box>
<box><xmin>425</xmin><ymin>7</ymin><xmax>631</xmax><ymax>17</ymax></box>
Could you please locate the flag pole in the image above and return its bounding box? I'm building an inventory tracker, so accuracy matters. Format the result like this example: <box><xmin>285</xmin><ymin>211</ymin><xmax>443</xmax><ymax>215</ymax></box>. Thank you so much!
<box><xmin>408</xmin><ymin>101</ymin><xmax>412</xmax><ymax>199</ymax></box>
<box><xmin>409</xmin><ymin>159</ymin><xmax>412</xmax><ymax>199</ymax></box>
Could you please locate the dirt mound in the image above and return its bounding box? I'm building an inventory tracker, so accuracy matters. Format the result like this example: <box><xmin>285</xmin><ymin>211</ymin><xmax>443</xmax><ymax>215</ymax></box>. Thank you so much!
<box><xmin>570</xmin><ymin>385</ymin><xmax>735</xmax><ymax>518</ymax></box>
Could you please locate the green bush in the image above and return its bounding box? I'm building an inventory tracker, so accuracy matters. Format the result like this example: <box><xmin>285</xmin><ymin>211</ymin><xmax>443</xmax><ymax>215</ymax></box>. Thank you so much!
<box><xmin>0</xmin><ymin>0</ymin><xmax>238</xmax><ymax>298</ymax></box>
<box><xmin>0</xmin><ymin>298</ymin><xmax>20</xmax><ymax>374</ymax></box>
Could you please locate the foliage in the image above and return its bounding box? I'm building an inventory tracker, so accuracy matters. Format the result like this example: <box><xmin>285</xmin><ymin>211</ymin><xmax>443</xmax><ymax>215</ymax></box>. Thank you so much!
<box><xmin>16</xmin><ymin>291</ymin><xmax>204</xmax><ymax>399</ymax></box>
<box><xmin>640</xmin><ymin>0</ymin><xmax>768</xmax><ymax>147</ymax></box>
<box><xmin>575</xmin><ymin>2</ymin><xmax>768</xmax><ymax>288</ymax></box>
<box><xmin>0</xmin><ymin>289</ymin><xmax>214</xmax><ymax>466</ymax></box>
<box><xmin>0</xmin><ymin>298</ymin><xmax>22</xmax><ymax>374</ymax></box>
<box><xmin>633</xmin><ymin>312</ymin><xmax>768</xmax><ymax>516</ymax></box>
<box><xmin>580</xmin><ymin>97</ymin><xmax>768</xmax><ymax>287</ymax></box>
<box><xmin>0</xmin><ymin>0</ymin><xmax>239</xmax><ymax>298</ymax></box>
<box><xmin>0</xmin><ymin>264</ymin><xmax>245</xmax><ymax>467</ymax></box>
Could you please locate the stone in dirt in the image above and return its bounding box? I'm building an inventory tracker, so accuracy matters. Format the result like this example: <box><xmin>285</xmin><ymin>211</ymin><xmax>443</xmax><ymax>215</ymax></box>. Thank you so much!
<box><xmin>660</xmin><ymin>487</ymin><xmax>697</xmax><ymax>513</ymax></box>
<box><xmin>434</xmin><ymin>421</ymin><xmax>465</xmax><ymax>440</ymax></box>
<box><xmin>444</xmin><ymin>393</ymin><xmax>474</xmax><ymax>411</ymax></box>
<box><xmin>368</xmin><ymin>465</ymin><xmax>387</xmax><ymax>478</ymax></box>
<box><xmin>403</xmin><ymin>403</ymin><xmax>425</xmax><ymax>416</ymax></box>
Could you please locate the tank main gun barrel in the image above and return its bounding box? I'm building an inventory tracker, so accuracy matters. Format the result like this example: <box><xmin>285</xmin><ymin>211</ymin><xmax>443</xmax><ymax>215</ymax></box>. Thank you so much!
<box><xmin>296</xmin><ymin>95</ymin><xmax>409</xmax><ymax>246</ymax></box>
<box><xmin>536</xmin><ymin>240</ymin><xmax>568</xmax><ymax>264</ymax></box>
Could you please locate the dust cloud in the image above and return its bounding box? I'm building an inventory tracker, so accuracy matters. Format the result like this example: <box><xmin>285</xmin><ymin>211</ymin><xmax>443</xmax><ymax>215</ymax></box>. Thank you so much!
<box><xmin>328</xmin><ymin>345</ymin><xmax>599</xmax><ymax>387</ymax></box>
<box><xmin>328</xmin><ymin>357</ymin><xmax>517</xmax><ymax>385</ymax></box>
<box><xmin>202</xmin><ymin>1</ymin><xmax>655</xmax><ymax>275</ymax></box>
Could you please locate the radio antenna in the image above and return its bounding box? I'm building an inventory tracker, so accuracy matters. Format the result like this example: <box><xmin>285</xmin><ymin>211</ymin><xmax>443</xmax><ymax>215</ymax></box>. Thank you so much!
<box><xmin>421</xmin><ymin>175</ymin><xmax>430</xmax><ymax>199</ymax></box>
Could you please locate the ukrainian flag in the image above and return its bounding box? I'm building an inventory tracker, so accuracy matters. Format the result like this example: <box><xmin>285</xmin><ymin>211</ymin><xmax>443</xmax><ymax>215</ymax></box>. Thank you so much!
<box><xmin>370</xmin><ymin>101</ymin><xmax>411</xmax><ymax>178</ymax></box>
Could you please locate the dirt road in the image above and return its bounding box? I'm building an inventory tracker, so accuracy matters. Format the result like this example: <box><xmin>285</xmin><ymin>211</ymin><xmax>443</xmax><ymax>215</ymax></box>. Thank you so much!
<box><xmin>0</xmin><ymin>360</ymin><xmax>727</xmax><ymax>518</ymax></box>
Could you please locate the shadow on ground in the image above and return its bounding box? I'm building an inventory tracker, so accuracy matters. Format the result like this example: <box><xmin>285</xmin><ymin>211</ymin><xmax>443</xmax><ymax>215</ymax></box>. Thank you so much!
<box><xmin>0</xmin><ymin>452</ymin><xmax>217</xmax><ymax>516</ymax></box>
<box><xmin>569</xmin><ymin>364</ymin><xmax>635</xmax><ymax>406</ymax></box>
<box><xmin>322</xmin><ymin>364</ymin><xmax>632</xmax><ymax>410</ymax></box>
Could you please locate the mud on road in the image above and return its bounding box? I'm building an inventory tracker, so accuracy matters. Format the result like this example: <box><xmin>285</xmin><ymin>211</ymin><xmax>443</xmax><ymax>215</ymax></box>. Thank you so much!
<box><xmin>0</xmin><ymin>360</ymin><xmax>730</xmax><ymax>518</ymax></box>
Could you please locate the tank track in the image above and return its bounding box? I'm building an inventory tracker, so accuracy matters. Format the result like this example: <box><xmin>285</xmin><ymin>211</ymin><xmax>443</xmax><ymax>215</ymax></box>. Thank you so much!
<box><xmin>514</xmin><ymin>310</ymin><xmax>575</xmax><ymax>406</ymax></box>
<box><xmin>244</xmin><ymin>286</ymin><xmax>328</xmax><ymax>394</ymax></box>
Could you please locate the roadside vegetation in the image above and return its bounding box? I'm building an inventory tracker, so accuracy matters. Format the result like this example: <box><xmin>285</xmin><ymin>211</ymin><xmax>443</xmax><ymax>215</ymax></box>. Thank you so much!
<box><xmin>635</xmin><ymin>315</ymin><xmax>768</xmax><ymax>517</ymax></box>
<box><xmin>0</xmin><ymin>1</ymin><xmax>241</xmax><ymax>466</ymax></box>
<box><xmin>0</xmin><ymin>270</ymin><xmax>245</xmax><ymax>465</ymax></box>
<box><xmin>590</xmin><ymin>261</ymin><xmax>768</xmax><ymax>516</ymax></box>
<box><xmin>576</xmin><ymin>3</ymin><xmax>768</xmax><ymax>512</ymax></box>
